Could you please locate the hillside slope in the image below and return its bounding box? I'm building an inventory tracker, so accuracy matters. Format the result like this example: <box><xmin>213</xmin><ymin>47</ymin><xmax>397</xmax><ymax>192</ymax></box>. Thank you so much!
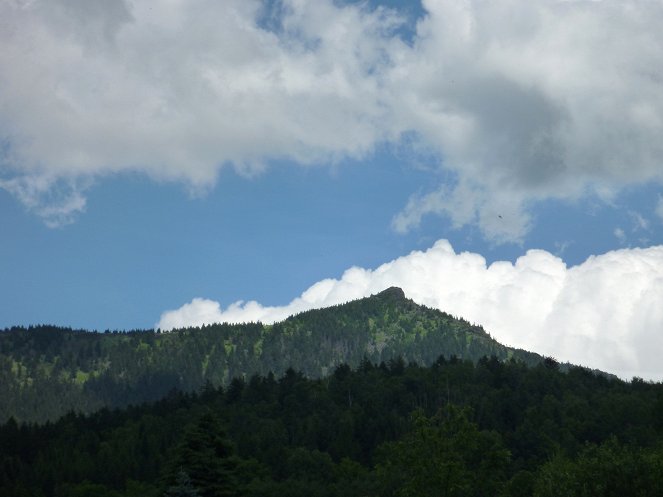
<box><xmin>1</xmin><ymin>354</ymin><xmax>657</xmax><ymax>497</ymax></box>
<box><xmin>0</xmin><ymin>287</ymin><xmax>542</xmax><ymax>423</ymax></box>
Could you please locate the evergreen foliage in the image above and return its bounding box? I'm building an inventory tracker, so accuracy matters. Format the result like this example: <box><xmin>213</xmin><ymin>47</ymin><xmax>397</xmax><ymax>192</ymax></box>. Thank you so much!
<box><xmin>0</xmin><ymin>288</ymin><xmax>545</xmax><ymax>423</ymax></box>
<box><xmin>375</xmin><ymin>406</ymin><xmax>510</xmax><ymax>497</ymax></box>
<box><xmin>162</xmin><ymin>411</ymin><xmax>240</xmax><ymax>497</ymax></box>
<box><xmin>164</xmin><ymin>470</ymin><xmax>200</xmax><ymax>497</ymax></box>
<box><xmin>1</xmin><ymin>357</ymin><xmax>662</xmax><ymax>497</ymax></box>
<box><xmin>1</xmin><ymin>287</ymin><xmax>654</xmax><ymax>496</ymax></box>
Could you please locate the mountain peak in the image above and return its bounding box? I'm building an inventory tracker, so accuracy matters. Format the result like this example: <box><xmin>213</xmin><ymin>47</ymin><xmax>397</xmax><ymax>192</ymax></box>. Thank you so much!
<box><xmin>375</xmin><ymin>286</ymin><xmax>406</xmax><ymax>300</ymax></box>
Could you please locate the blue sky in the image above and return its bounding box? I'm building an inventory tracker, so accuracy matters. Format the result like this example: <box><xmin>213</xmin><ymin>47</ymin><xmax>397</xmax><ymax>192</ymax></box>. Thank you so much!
<box><xmin>2</xmin><ymin>0</ymin><xmax>663</xmax><ymax>379</ymax></box>
<box><xmin>1</xmin><ymin>151</ymin><xmax>435</xmax><ymax>330</ymax></box>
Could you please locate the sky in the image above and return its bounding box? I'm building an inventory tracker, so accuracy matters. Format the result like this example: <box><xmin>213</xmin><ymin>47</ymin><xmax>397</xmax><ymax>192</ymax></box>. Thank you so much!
<box><xmin>2</xmin><ymin>0</ymin><xmax>663</xmax><ymax>380</ymax></box>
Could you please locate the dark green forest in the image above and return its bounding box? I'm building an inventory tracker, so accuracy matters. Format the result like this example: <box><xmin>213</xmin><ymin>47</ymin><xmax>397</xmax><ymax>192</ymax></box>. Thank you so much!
<box><xmin>0</xmin><ymin>288</ymin><xmax>543</xmax><ymax>424</ymax></box>
<box><xmin>2</xmin><ymin>357</ymin><xmax>663</xmax><ymax>497</ymax></box>
<box><xmin>2</xmin><ymin>287</ymin><xmax>660</xmax><ymax>497</ymax></box>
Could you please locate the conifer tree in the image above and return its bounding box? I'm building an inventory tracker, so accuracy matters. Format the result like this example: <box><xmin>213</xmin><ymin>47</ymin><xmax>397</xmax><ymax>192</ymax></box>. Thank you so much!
<box><xmin>164</xmin><ymin>470</ymin><xmax>200</xmax><ymax>497</ymax></box>
<box><xmin>162</xmin><ymin>411</ymin><xmax>240</xmax><ymax>497</ymax></box>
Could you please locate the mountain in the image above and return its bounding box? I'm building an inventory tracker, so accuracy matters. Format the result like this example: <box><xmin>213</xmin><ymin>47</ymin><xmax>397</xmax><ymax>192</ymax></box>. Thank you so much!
<box><xmin>0</xmin><ymin>287</ymin><xmax>544</xmax><ymax>423</ymax></box>
<box><xmin>3</xmin><ymin>288</ymin><xmax>656</xmax><ymax>497</ymax></box>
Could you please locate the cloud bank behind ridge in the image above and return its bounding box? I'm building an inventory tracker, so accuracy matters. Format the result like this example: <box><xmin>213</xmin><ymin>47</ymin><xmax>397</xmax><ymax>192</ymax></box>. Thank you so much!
<box><xmin>158</xmin><ymin>240</ymin><xmax>663</xmax><ymax>381</ymax></box>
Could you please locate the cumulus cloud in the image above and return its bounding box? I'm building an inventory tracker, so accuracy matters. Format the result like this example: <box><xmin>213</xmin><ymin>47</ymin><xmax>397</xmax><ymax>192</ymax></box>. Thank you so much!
<box><xmin>158</xmin><ymin>298</ymin><xmax>224</xmax><ymax>331</ymax></box>
<box><xmin>2</xmin><ymin>0</ymin><xmax>663</xmax><ymax>236</ymax></box>
<box><xmin>388</xmin><ymin>0</ymin><xmax>663</xmax><ymax>239</ymax></box>
<box><xmin>0</xmin><ymin>0</ymin><xmax>403</xmax><ymax>219</ymax></box>
<box><xmin>158</xmin><ymin>239</ymin><xmax>663</xmax><ymax>381</ymax></box>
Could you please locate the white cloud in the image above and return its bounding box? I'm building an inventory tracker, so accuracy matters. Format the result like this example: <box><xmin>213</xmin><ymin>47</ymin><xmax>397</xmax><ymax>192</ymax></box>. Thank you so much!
<box><xmin>0</xmin><ymin>0</ymin><xmax>403</xmax><ymax>218</ymax></box>
<box><xmin>0</xmin><ymin>175</ymin><xmax>87</xmax><ymax>227</ymax></box>
<box><xmin>628</xmin><ymin>210</ymin><xmax>650</xmax><ymax>232</ymax></box>
<box><xmin>158</xmin><ymin>239</ymin><xmax>663</xmax><ymax>381</ymax></box>
<box><xmin>391</xmin><ymin>181</ymin><xmax>532</xmax><ymax>243</ymax></box>
<box><xmin>388</xmin><ymin>0</ymin><xmax>663</xmax><ymax>239</ymax></box>
<box><xmin>158</xmin><ymin>298</ymin><xmax>223</xmax><ymax>331</ymax></box>
<box><xmin>3</xmin><ymin>1</ymin><xmax>663</xmax><ymax>236</ymax></box>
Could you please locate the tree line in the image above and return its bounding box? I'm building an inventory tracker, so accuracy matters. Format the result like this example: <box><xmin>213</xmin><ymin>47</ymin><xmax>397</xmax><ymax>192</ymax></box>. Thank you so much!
<box><xmin>1</xmin><ymin>355</ymin><xmax>662</xmax><ymax>497</ymax></box>
<box><xmin>0</xmin><ymin>288</ymin><xmax>543</xmax><ymax>424</ymax></box>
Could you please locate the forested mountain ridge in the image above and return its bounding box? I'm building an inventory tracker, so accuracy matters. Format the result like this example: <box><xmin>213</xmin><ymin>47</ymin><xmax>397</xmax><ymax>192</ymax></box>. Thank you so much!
<box><xmin>2</xmin><ymin>287</ymin><xmax>543</xmax><ymax>423</ymax></box>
